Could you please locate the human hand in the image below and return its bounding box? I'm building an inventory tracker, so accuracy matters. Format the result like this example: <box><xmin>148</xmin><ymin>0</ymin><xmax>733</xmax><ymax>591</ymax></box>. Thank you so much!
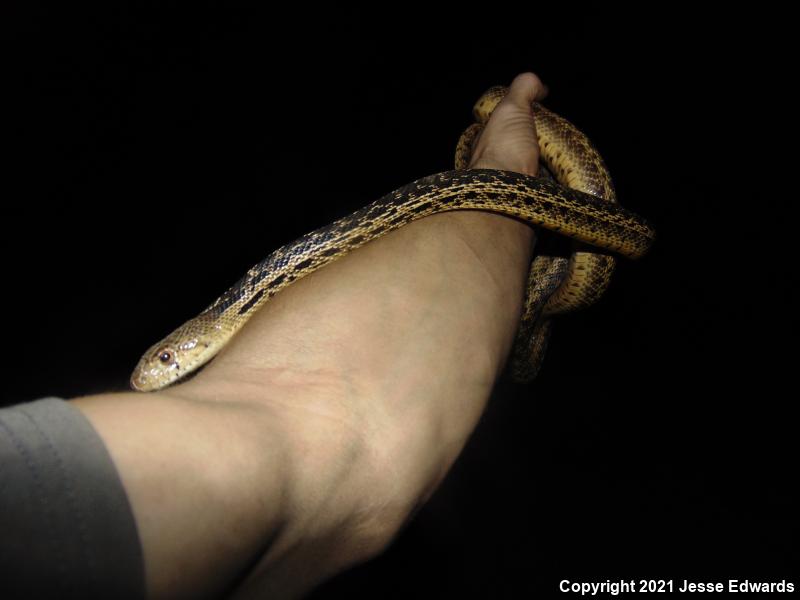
<box><xmin>469</xmin><ymin>72</ymin><xmax>548</xmax><ymax>176</ymax></box>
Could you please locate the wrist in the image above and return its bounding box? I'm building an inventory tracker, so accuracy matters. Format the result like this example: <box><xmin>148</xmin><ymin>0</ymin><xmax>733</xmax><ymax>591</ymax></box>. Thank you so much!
<box><xmin>188</xmin><ymin>368</ymin><xmax>397</xmax><ymax>559</ymax></box>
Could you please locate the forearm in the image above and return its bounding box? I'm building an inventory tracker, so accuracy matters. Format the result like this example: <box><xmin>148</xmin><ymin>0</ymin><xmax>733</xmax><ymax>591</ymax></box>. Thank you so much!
<box><xmin>71</xmin><ymin>389</ymin><xmax>293</xmax><ymax>599</ymax></box>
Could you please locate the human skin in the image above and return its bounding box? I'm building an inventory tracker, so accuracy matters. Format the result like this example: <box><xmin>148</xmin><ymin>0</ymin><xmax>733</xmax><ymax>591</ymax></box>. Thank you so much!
<box><xmin>73</xmin><ymin>71</ymin><xmax>547</xmax><ymax>599</ymax></box>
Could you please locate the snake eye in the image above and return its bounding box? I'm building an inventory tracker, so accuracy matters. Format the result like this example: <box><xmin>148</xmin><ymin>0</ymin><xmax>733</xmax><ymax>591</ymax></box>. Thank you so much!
<box><xmin>157</xmin><ymin>350</ymin><xmax>174</xmax><ymax>364</ymax></box>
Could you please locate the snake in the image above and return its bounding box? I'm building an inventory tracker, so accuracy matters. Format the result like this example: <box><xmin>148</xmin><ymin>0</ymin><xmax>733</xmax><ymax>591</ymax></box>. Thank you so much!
<box><xmin>130</xmin><ymin>86</ymin><xmax>655</xmax><ymax>391</ymax></box>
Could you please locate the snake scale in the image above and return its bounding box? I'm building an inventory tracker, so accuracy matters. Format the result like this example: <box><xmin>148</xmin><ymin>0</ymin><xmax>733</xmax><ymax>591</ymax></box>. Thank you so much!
<box><xmin>131</xmin><ymin>86</ymin><xmax>655</xmax><ymax>391</ymax></box>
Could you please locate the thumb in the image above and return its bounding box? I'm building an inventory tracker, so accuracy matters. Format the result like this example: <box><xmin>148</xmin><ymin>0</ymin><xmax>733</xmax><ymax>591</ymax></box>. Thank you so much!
<box><xmin>505</xmin><ymin>72</ymin><xmax>548</xmax><ymax>109</ymax></box>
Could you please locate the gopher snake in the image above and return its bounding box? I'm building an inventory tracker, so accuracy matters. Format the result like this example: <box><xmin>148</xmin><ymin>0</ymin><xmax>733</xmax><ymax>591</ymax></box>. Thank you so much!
<box><xmin>131</xmin><ymin>86</ymin><xmax>654</xmax><ymax>391</ymax></box>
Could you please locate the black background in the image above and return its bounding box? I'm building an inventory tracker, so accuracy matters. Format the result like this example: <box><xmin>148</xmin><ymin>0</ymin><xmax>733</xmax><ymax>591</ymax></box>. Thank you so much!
<box><xmin>3</xmin><ymin>4</ymin><xmax>798</xmax><ymax>597</ymax></box>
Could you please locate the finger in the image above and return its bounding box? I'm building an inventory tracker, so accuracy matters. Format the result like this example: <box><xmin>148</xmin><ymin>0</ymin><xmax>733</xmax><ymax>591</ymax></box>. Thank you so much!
<box><xmin>506</xmin><ymin>72</ymin><xmax>547</xmax><ymax>108</ymax></box>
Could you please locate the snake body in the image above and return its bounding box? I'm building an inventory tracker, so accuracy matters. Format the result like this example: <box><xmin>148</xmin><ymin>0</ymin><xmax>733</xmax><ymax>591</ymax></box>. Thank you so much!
<box><xmin>131</xmin><ymin>87</ymin><xmax>654</xmax><ymax>391</ymax></box>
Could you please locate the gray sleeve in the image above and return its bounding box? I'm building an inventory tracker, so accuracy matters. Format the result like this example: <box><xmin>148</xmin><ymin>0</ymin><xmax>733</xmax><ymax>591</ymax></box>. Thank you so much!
<box><xmin>0</xmin><ymin>398</ymin><xmax>145</xmax><ymax>600</ymax></box>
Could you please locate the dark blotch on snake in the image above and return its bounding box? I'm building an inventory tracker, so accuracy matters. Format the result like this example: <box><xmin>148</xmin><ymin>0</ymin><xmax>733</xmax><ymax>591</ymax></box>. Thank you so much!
<box><xmin>268</xmin><ymin>274</ymin><xmax>286</xmax><ymax>289</ymax></box>
<box><xmin>237</xmin><ymin>289</ymin><xmax>265</xmax><ymax>315</ymax></box>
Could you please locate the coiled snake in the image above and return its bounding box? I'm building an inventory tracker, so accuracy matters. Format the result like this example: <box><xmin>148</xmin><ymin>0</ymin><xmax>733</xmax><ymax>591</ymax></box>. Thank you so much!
<box><xmin>131</xmin><ymin>86</ymin><xmax>655</xmax><ymax>391</ymax></box>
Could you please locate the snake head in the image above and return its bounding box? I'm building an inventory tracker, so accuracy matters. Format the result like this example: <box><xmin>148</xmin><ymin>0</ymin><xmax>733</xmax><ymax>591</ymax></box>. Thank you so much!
<box><xmin>130</xmin><ymin>311</ymin><xmax>226</xmax><ymax>391</ymax></box>
<box><xmin>130</xmin><ymin>335</ymin><xmax>204</xmax><ymax>391</ymax></box>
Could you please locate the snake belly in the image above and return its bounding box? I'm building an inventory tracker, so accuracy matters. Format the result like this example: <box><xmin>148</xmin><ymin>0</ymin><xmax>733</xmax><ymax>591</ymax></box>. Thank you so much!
<box><xmin>131</xmin><ymin>88</ymin><xmax>654</xmax><ymax>391</ymax></box>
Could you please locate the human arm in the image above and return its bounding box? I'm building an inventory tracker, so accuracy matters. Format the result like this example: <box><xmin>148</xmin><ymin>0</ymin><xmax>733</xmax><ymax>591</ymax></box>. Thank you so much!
<box><xmin>72</xmin><ymin>72</ymin><xmax>547</xmax><ymax>599</ymax></box>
